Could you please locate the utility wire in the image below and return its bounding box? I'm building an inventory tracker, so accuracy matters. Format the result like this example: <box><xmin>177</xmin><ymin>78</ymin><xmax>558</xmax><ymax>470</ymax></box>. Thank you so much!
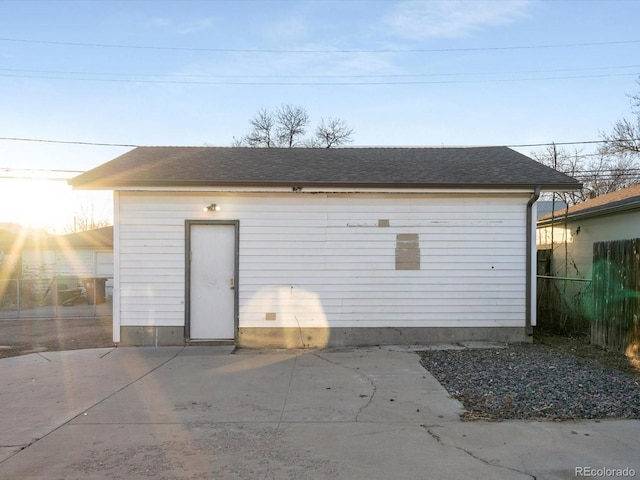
<box><xmin>0</xmin><ymin>167</ymin><xmax>84</xmax><ymax>181</ymax></box>
<box><xmin>0</xmin><ymin>167</ymin><xmax>83</xmax><ymax>173</ymax></box>
<box><xmin>1</xmin><ymin>71</ymin><xmax>638</xmax><ymax>85</ymax></box>
<box><xmin>1</xmin><ymin>37</ymin><xmax>639</xmax><ymax>54</ymax></box>
<box><xmin>0</xmin><ymin>175</ymin><xmax>73</xmax><ymax>181</ymax></box>
<box><xmin>2</xmin><ymin>64</ymin><xmax>639</xmax><ymax>79</ymax></box>
<box><xmin>2</xmin><ymin>136</ymin><xmax>640</xmax><ymax>149</ymax></box>
<box><xmin>0</xmin><ymin>137</ymin><xmax>138</xmax><ymax>148</ymax></box>
<box><xmin>1</xmin><ymin>154</ymin><xmax>639</xmax><ymax>181</ymax></box>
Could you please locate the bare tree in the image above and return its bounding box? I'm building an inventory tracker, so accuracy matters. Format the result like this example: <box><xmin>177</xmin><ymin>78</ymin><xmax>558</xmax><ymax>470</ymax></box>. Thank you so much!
<box><xmin>276</xmin><ymin>104</ymin><xmax>309</xmax><ymax>147</ymax></box>
<box><xmin>315</xmin><ymin>117</ymin><xmax>355</xmax><ymax>148</ymax></box>
<box><xmin>244</xmin><ymin>108</ymin><xmax>277</xmax><ymax>148</ymax></box>
<box><xmin>600</xmin><ymin>118</ymin><xmax>640</xmax><ymax>157</ymax></box>
<box><xmin>532</xmin><ymin>144</ymin><xmax>640</xmax><ymax>205</ymax></box>
<box><xmin>600</xmin><ymin>78</ymin><xmax>640</xmax><ymax>158</ymax></box>
<box><xmin>235</xmin><ymin>105</ymin><xmax>354</xmax><ymax>148</ymax></box>
<box><xmin>65</xmin><ymin>204</ymin><xmax>111</xmax><ymax>233</ymax></box>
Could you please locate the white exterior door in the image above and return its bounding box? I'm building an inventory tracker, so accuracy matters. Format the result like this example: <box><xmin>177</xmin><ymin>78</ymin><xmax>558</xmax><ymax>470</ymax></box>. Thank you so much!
<box><xmin>189</xmin><ymin>223</ymin><xmax>236</xmax><ymax>340</ymax></box>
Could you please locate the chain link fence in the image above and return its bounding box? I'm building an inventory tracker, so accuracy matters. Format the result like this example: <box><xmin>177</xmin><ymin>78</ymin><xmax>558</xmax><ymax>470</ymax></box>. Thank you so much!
<box><xmin>0</xmin><ymin>277</ymin><xmax>112</xmax><ymax>319</ymax></box>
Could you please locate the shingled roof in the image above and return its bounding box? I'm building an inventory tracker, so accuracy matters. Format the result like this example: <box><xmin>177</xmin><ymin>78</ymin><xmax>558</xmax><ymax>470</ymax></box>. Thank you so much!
<box><xmin>69</xmin><ymin>146</ymin><xmax>580</xmax><ymax>190</ymax></box>
<box><xmin>538</xmin><ymin>184</ymin><xmax>640</xmax><ymax>224</ymax></box>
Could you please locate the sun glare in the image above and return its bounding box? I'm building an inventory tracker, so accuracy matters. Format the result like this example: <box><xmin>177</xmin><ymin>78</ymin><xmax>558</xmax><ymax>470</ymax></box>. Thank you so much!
<box><xmin>0</xmin><ymin>179</ymin><xmax>112</xmax><ymax>233</ymax></box>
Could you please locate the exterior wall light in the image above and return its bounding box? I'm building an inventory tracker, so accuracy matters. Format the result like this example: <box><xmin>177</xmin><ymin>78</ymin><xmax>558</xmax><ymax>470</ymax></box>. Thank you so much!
<box><xmin>203</xmin><ymin>203</ymin><xmax>221</xmax><ymax>212</ymax></box>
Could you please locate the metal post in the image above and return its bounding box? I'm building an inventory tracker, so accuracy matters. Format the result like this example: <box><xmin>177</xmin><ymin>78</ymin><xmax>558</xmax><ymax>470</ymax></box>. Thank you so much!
<box><xmin>16</xmin><ymin>278</ymin><xmax>20</xmax><ymax>318</ymax></box>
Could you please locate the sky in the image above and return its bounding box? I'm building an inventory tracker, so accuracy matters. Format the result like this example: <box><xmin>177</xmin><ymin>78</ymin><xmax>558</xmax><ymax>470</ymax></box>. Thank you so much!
<box><xmin>1</xmin><ymin>0</ymin><xmax>639</xmax><ymax>232</ymax></box>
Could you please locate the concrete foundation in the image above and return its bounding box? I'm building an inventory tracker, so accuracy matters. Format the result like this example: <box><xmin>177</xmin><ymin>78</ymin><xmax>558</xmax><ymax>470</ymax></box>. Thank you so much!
<box><xmin>237</xmin><ymin>326</ymin><xmax>530</xmax><ymax>349</ymax></box>
<box><xmin>119</xmin><ymin>326</ymin><xmax>185</xmax><ymax>346</ymax></box>
<box><xmin>118</xmin><ymin>326</ymin><xmax>531</xmax><ymax>348</ymax></box>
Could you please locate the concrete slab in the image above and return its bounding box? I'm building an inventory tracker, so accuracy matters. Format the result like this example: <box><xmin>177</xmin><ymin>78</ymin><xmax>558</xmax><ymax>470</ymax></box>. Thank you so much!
<box><xmin>281</xmin><ymin>422</ymin><xmax>533</xmax><ymax>480</ymax></box>
<box><xmin>0</xmin><ymin>421</ymin><xmax>535</xmax><ymax>480</ymax></box>
<box><xmin>0</xmin><ymin>347</ymin><xmax>183</xmax><ymax>449</ymax></box>
<box><xmin>0</xmin><ymin>448</ymin><xmax>15</xmax><ymax>464</ymax></box>
<box><xmin>71</xmin><ymin>352</ymin><xmax>297</xmax><ymax>424</ymax></box>
<box><xmin>428</xmin><ymin>420</ymin><xmax>640</xmax><ymax>479</ymax></box>
<box><xmin>0</xmin><ymin>345</ymin><xmax>639</xmax><ymax>479</ymax></box>
<box><xmin>279</xmin><ymin>353</ymin><xmax>374</xmax><ymax>422</ymax></box>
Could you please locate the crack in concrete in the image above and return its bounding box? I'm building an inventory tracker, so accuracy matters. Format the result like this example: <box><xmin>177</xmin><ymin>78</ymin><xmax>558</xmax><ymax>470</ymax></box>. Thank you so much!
<box><xmin>354</xmin><ymin>378</ymin><xmax>377</xmax><ymax>423</ymax></box>
<box><xmin>35</xmin><ymin>352</ymin><xmax>51</xmax><ymax>362</ymax></box>
<box><xmin>0</xmin><ymin>442</ymin><xmax>34</xmax><ymax>449</ymax></box>
<box><xmin>99</xmin><ymin>347</ymin><xmax>117</xmax><ymax>359</ymax></box>
<box><xmin>422</xmin><ymin>425</ymin><xmax>537</xmax><ymax>480</ymax></box>
<box><xmin>312</xmin><ymin>353</ymin><xmax>377</xmax><ymax>422</ymax></box>
<box><xmin>0</xmin><ymin>347</ymin><xmax>187</xmax><ymax>467</ymax></box>
<box><xmin>276</xmin><ymin>355</ymin><xmax>297</xmax><ymax>431</ymax></box>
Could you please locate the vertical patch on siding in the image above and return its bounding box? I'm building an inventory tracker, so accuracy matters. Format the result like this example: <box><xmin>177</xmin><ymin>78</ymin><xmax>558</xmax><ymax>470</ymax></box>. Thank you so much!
<box><xmin>265</xmin><ymin>312</ymin><xmax>277</xmax><ymax>321</ymax></box>
<box><xmin>396</xmin><ymin>234</ymin><xmax>420</xmax><ymax>270</ymax></box>
<box><xmin>378</xmin><ymin>219</ymin><xmax>390</xmax><ymax>227</ymax></box>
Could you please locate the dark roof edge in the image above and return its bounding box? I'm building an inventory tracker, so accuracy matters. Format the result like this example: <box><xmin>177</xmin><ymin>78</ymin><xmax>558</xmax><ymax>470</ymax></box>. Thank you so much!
<box><xmin>69</xmin><ymin>180</ymin><xmax>581</xmax><ymax>190</ymax></box>
<box><xmin>537</xmin><ymin>200</ymin><xmax>640</xmax><ymax>226</ymax></box>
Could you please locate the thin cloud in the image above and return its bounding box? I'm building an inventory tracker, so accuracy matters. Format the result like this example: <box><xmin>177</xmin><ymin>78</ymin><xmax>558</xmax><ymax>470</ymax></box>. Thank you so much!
<box><xmin>176</xmin><ymin>19</ymin><xmax>215</xmax><ymax>35</ymax></box>
<box><xmin>262</xmin><ymin>18</ymin><xmax>309</xmax><ymax>42</ymax></box>
<box><xmin>387</xmin><ymin>0</ymin><xmax>535</xmax><ymax>39</ymax></box>
<box><xmin>148</xmin><ymin>17</ymin><xmax>215</xmax><ymax>35</ymax></box>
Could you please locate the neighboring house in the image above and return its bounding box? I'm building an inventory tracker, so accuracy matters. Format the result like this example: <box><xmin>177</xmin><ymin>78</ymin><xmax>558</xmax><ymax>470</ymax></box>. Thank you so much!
<box><xmin>0</xmin><ymin>226</ymin><xmax>113</xmax><ymax>299</ymax></box>
<box><xmin>0</xmin><ymin>224</ymin><xmax>23</xmax><ymax>279</ymax></box>
<box><xmin>69</xmin><ymin>147</ymin><xmax>579</xmax><ymax>348</ymax></box>
<box><xmin>537</xmin><ymin>184</ymin><xmax>640</xmax><ymax>280</ymax></box>
<box><xmin>21</xmin><ymin>226</ymin><xmax>114</xmax><ymax>280</ymax></box>
<box><xmin>0</xmin><ymin>223</ymin><xmax>47</xmax><ymax>279</ymax></box>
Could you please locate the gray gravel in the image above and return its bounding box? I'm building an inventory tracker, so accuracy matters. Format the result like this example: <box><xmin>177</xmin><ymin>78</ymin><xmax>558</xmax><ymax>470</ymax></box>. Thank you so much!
<box><xmin>419</xmin><ymin>344</ymin><xmax>640</xmax><ymax>421</ymax></box>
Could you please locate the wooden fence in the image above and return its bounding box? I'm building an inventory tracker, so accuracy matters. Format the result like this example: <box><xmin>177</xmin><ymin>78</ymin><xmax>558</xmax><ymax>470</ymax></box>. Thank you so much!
<box><xmin>536</xmin><ymin>249</ymin><xmax>591</xmax><ymax>335</ymax></box>
<box><xmin>592</xmin><ymin>238</ymin><xmax>640</xmax><ymax>357</ymax></box>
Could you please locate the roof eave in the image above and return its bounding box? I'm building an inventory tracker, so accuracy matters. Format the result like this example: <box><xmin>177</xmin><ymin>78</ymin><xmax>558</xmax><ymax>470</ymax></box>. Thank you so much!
<box><xmin>537</xmin><ymin>201</ymin><xmax>640</xmax><ymax>226</ymax></box>
<box><xmin>69</xmin><ymin>180</ymin><xmax>582</xmax><ymax>191</ymax></box>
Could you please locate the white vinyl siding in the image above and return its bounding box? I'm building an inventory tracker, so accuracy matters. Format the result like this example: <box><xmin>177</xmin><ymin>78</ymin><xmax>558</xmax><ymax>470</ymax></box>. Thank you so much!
<box><xmin>22</xmin><ymin>249</ymin><xmax>111</xmax><ymax>279</ymax></box>
<box><xmin>116</xmin><ymin>192</ymin><xmax>528</xmax><ymax>328</ymax></box>
<box><xmin>538</xmin><ymin>209</ymin><xmax>640</xmax><ymax>280</ymax></box>
<box><xmin>96</xmin><ymin>252</ymin><xmax>114</xmax><ymax>277</ymax></box>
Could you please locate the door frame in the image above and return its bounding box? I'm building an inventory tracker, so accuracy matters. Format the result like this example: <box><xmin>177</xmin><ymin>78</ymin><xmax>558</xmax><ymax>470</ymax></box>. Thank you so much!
<box><xmin>184</xmin><ymin>220</ymin><xmax>240</xmax><ymax>341</ymax></box>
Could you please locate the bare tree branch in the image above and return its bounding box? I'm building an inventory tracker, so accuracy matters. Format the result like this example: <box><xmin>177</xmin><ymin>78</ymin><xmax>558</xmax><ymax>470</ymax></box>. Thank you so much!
<box><xmin>276</xmin><ymin>104</ymin><xmax>309</xmax><ymax>148</ymax></box>
<box><xmin>245</xmin><ymin>108</ymin><xmax>277</xmax><ymax>148</ymax></box>
<box><xmin>600</xmin><ymin>118</ymin><xmax>640</xmax><ymax>156</ymax></box>
<box><xmin>235</xmin><ymin>106</ymin><xmax>355</xmax><ymax>148</ymax></box>
<box><xmin>315</xmin><ymin>117</ymin><xmax>355</xmax><ymax>148</ymax></box>
<box><xmin>600</xmin><ymin>77</ymin><xmax>640</xmax><ymax>158</ymax></box>
<box><xmin>65</xmin><ymin>204</ymin><xmax>111</xmax><ymax>233</ymax></box>
<box><xmin>532</xmin><ymin>145</ymin><xmax>640</xmax><ymax>205</ymax></box>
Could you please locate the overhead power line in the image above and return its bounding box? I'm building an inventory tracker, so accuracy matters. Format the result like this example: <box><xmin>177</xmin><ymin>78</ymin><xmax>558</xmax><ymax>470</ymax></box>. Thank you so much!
<box><xmin>1</xmin><ymin>37</ymin><xmax>639</xmax><ymax>54</ymax></box>
<box><xmin>0</xmin><ymin>137</ymin><xmax>138</xmax><ymax>148</ymax></box>
<box><xmin>1</xmin><ymin>64</ymin><xmax>639</xmax><ymax>80</ymax></box>
<box><xmin>0</xmin><ymin>175</ymin><xmax>74</xmax><ymax>181</ymax></box>
<box><xmin>2</xmin><ymin>135</ymin><xmax>640</xmax><ymax>150</ymax></box>
<box><xmin>1</xmin><ymin>71</ymin><xmax>638</xmax><ymax>86</ymax></box>
<box><xmin>507</xmin><ymin>139</ymin><xmax>640</xmax><ymax>148</ymax></box>
<box><xmin>0</xmin><ymin>167</ymin><xmax>83</xmax><ymax>173</ymax></box>
<box><xmin>0</xmin><ymin>166</ymin><xmax>85</xmax><ymax>181</ymax></box>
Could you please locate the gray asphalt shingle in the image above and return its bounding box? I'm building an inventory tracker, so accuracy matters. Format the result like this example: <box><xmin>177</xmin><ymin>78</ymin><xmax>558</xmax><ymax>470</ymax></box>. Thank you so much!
<box><xmin>69</xmin><ymin>146</ymin><xmax>580</xmax><ymax>190</ymax></box>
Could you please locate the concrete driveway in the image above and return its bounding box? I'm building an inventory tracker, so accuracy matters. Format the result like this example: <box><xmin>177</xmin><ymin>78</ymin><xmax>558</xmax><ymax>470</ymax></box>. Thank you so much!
<box><xmin>0</xmin><ymin>346</ymin><xmax>638</xmax><ymax>479</ymax></box>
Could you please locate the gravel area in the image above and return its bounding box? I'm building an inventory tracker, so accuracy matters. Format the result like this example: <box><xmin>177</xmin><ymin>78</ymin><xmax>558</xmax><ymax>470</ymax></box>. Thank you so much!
<box><xmin>419</xmin><ymin>342</ymin><xmax>640</xmax><ymax>421</ymax></box>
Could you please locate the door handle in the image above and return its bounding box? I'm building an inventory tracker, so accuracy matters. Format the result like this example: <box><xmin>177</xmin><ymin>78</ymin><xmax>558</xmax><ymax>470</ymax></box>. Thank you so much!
<box><xmin>229</xmin><ymin>278</ymin><xmax>235</xmax><ymax>290</ymax></box>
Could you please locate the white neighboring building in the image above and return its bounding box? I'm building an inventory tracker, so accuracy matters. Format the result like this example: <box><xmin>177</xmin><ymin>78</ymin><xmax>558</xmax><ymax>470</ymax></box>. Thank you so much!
<box><xmin>537</xmin><ymin>184</ymin><xmax>640</xmax><ymax>280</ymax></box>
<box><xmin>21</xmin><ymin>227</ymin><xmax>113</xmax><ymax>301</ymax></box>
<box><xmin>70</xmin><ymin>147</ymin><xmax>579</xmax><ymax>348</ymax></box>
